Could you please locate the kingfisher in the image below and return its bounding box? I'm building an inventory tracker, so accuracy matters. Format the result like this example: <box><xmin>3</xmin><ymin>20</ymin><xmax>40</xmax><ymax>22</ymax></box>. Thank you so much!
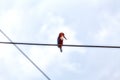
<box><xmin>57</xmin><ymin>32</ymin><xmax>67</xmax><ymax>52</ymax></box>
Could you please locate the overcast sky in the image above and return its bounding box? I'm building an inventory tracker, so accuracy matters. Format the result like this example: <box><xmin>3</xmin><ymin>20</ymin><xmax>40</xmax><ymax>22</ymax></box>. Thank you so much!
<box><xmin>0</xmin><ymin>0</ymin><xmax>120</xmax><ymax>80</ymax></box>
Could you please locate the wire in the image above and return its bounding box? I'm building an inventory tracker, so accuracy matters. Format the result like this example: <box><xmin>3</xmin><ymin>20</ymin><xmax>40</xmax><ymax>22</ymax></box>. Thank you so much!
<box><xmin>0</xmin><ymin>29</ymin><xmax>51</xmax><ymax>80</ymax></box>
<box><xmin>0</xmin><ymin>41</ymin><xmax>120</xmax><ymax>48</ymax></box>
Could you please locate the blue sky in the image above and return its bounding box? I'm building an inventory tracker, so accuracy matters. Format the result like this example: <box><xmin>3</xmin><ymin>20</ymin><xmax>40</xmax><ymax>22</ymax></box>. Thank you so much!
<box><xmin>0</xmin><ymin>0</ymin><xmax>120</xmax><ymax>80</ymax></box>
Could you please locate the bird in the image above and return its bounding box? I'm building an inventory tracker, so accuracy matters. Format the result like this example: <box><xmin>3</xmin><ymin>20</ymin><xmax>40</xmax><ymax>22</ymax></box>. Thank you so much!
<box><xmin>57</xmin><ymin>32</ymin><xmax>67</xmax><ymax>52</ymax></box>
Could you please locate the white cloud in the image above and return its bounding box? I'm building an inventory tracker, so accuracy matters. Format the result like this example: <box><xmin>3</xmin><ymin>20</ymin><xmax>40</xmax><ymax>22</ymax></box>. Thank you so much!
<box><xmin>61</xmin><ymin>63</ymin><xmax>81</xmax><ymax>73</ymax></box>
<box><xmin>0</xmin><ymin>8</ymin><xmax>24</xmax><ymax>41</ymax></box>
<box><xmin>113</xmin><ymin>72</ymin><xmax>120</xmax><ymax>79</ymax></box>
<box><xmin>0</xmin><ymin>45</ymin><xmax>15</xmax><ymax>66</ymax></box>
<box><xmin>29</xmin><ymin>46</ymin><xmax>56</xmax><ymax>69</ymax></box>
<box><xmin>0</xmin><ymin>9</ymin><xmax>22</xmax><ymax>28</ymax></box>
<box><xmin>1</xmin><ymin>0</ymin><xmax>120</xmax><ymax>80</ymax></box>
<box><xmin>26</xmin><ymin>13</ymin><xmax>86</xmax><ymax>77</ymax></box>
<box><xmin>38</xmin><ymin>13</ymin><xmax>86</xmax><ymax>53</ymax></box>
<box><xmin>94</xmin><ymin>11</ymin><xmax>120</xmax><ymax>44</ymax></box>
<box><xmin>94</xmin><ymin>27</ymin><xmax>111</xmax><ymax>43</ymax></box>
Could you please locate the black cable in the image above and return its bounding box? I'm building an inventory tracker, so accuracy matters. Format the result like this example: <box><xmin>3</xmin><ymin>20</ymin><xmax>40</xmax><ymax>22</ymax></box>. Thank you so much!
<box><xmin>0</xmin><ymin>29</ymin><xmax>51</xmax><ymax>80</ymax></box>
<box><xmin>0</xmin><ymin>41</ymin><xmax>120</xmax><ymax>48</ymax></box>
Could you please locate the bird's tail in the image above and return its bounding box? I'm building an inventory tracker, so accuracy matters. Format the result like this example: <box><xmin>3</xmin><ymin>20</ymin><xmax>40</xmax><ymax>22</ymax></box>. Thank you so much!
<box><xmin>60</xmin><ymin>47</ymin><xmax>62</xmax><ymax>52</ymax></box>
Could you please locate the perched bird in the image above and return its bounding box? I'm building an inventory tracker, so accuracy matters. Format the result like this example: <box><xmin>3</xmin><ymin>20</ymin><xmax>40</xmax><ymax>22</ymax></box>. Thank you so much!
<box><xmin>57</xmin><ymin>32</ymin><xmax>67</xmax><ymax>52</ymax></box>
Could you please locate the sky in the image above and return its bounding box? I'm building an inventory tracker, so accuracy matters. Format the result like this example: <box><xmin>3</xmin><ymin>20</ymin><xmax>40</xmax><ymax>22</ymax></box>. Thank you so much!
<box><xmin>0</xmin><ymin>0</ymin><xmax>120</xmax><ymax>80</ymax></box>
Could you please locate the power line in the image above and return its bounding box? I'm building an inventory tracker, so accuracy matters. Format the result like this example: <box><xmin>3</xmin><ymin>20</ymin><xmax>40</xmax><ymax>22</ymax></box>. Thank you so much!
<box><xmin>0</xmin><ymin>29</ymin><xmax>51</xmax><ymax>80</ymax></box>
<box><xmin>0</xmin><ymin>41</ymin><xmax>120</xmax><ymax>48</ymax></box>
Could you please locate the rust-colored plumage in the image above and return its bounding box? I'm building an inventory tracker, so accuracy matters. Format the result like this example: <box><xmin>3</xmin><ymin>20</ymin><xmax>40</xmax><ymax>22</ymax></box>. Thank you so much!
<box><xmin>57</xmin><ymin>32</ymin><xmax>67</xmax><ymax>52</ymax></box>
